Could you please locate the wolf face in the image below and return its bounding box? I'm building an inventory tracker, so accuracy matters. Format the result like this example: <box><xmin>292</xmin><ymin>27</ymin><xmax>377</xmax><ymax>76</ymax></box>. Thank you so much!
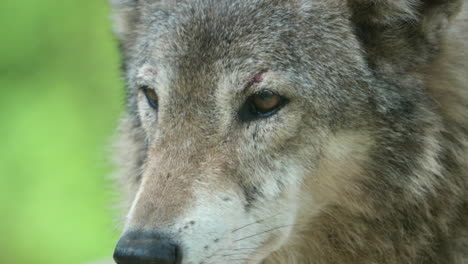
<box><xmin>110</xmin><ymin>0</ymin><xmax>468</xmax><ymax>263</ymax></box>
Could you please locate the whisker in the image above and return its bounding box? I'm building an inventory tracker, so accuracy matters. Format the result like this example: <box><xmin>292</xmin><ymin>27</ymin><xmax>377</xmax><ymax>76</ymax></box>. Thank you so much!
<box><xmin>231</xmin><ymin>213</ymin><xmax>282</xmax><ymax>233</ymax></box>
<box><xmin>229</xmin><ymin>258</ymin><xmax>255</xmax><ymax>263</ymax></box>
<box><xmin>212</xmin><ymin>251</ymin><xmax>254</xmax><ymax>257</ymax></box>
<box><xmin>205</xmin><ymin>212</ymin><xmax>281</xmax><ymax>259</ymax></box>
<box><xmin>216</xmin><ymin>247</ymin><xmax>257</xmax><ymax>252</ymax></box>
<box><xmin>206</xmin><ymin>244</ymin><xmax>261</xmax><ymax>260</ymax></box>
<box><xmin>229</xmin><ymin>247</ymin><xmax>258</xmax><ymax>251</ymax></box>
<box><xmin>234</xmin><ymin>224</ymin><xmax>298</xmax><ymax>243</ymax></box>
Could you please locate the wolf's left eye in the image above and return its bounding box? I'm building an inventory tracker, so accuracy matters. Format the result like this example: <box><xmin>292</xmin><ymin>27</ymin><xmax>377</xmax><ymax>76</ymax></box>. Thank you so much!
<box><xmin>239</xmin><ymin>90</ymin><xmax>287</xmax><ymax>122</ymax></box>
<box><xmin>141</xmin><ymin>87</ymin><xmax>158</xmax><ymax>110</ymax></box>
<box><xmin>252</xmin><ymin>91</ymin><xmax>282</xmax><ymax>114</ymax></box>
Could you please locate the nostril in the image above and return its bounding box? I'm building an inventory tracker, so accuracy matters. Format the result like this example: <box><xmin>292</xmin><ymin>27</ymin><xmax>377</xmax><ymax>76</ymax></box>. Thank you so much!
<box><xmin>113</xmin><ymin>231</ymin><xmax>182</xmax><ymax>264</ymax></box>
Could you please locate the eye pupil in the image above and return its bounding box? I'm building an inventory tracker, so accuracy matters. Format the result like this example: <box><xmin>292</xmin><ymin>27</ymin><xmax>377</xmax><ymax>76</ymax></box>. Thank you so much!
<box><xmin>142</xmin><ymin>87</ymin><xmax>158</xmax><ymax>109</ymax></box>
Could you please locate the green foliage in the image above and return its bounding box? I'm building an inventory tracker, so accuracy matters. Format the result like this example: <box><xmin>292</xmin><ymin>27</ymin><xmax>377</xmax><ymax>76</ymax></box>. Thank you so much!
<box><xmin>0</xmin><ymin>0</ymin><xmax>123</xmax><ymax>263</ymax></box>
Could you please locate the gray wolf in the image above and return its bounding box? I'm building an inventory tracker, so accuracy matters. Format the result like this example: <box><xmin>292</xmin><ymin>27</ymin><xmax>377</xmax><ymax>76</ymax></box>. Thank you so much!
<box><xmin>109</xmin><ymin>0</ymin><xmax>468</xmax><ymax>263</ymax></box>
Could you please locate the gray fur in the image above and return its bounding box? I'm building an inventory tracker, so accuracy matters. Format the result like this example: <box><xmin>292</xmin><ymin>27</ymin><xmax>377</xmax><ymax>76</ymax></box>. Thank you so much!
<box><xmin>110</xmin><ymin>0</ymin><xmax>468</xmax><ymax>263</ymax></box>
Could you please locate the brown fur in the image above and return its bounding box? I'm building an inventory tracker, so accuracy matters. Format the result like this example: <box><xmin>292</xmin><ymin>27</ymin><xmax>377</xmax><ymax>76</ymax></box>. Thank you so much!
<box><xmin>109</xmin><ymin>0</ymin><xmax>468</xmax><ymax>263</ymax></box>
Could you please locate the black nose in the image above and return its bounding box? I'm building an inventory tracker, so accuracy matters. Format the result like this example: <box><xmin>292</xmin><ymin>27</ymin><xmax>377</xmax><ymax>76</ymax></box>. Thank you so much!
<box><xmin>113</xmin><ymin>231</ymin><xmax>182</xmax><ymax>264</ymax></box>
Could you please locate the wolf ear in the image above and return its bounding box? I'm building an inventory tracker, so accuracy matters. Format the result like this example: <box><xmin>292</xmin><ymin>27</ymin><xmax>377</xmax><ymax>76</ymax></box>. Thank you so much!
<box><xmin>348</xmin><ymin>0</ymin><xmax>462</xmax><ymax>78</ymax></box>
<box><xmin>110</xmin><ymin>0</ymin><xmax>169</xmax><ymax>48</ymax></box>
<box><xmin>110</xmin><ymin>0</ymin><xmax>141</xmax><ymax>42</ymax></box>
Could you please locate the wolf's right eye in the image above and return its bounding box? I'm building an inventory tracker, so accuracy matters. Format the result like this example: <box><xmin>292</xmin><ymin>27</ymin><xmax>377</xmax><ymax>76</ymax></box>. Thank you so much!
<box><xmin>141</xmin><ymin>87</ymin><xmax>159</xmax><ymax>110</ymax></box>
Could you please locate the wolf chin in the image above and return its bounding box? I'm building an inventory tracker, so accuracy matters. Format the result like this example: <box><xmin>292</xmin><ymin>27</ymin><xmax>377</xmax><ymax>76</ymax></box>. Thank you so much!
<box><xmin>108</xmin><ymin>0</ymin><xmax>468</xmax><ymax>263</ymax></box>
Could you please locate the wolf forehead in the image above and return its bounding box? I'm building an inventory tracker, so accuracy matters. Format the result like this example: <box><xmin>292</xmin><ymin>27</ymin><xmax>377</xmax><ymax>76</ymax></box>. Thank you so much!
<box><xmin>127</xmin><ymin>0</ymin><xmax>361</xmax><ymax>81</ymax></box>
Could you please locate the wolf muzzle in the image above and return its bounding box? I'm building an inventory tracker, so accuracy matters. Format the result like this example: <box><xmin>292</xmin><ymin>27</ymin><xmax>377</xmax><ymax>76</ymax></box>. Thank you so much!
<box><xmin>113</xmin><ymin>231</ymin><xmax>182</xmax><ymax>264</ymax></box>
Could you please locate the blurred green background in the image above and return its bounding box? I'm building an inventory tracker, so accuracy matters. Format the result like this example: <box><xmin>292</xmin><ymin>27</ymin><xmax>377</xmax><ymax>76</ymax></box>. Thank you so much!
<box><xmin>0</xmin><ymin>0</ymin><xmax>123</xmax><ymax>263</ymax></box>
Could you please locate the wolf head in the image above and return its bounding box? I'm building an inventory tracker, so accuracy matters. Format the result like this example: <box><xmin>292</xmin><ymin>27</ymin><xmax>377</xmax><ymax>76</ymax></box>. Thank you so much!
<box><xmin>110</xmin><ymin>0</ymin><xmax>464</xmax><ymax>263</ymax></box>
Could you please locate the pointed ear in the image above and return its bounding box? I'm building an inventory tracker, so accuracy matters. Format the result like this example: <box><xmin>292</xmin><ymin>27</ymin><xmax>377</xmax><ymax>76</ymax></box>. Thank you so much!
<box><xmin>348</xmin><ymin>0</ymin><xmax>462</xmax><ymax>78</ymax></box>
<box><xmin>110</xmin><ymin>0</ymin><xmax>141</xmax><ymax>42</ymax></box>
<box><xmin>110</xmin><ymin>0</ymin><xmax>169</xmax><ymax>50</ymax></box>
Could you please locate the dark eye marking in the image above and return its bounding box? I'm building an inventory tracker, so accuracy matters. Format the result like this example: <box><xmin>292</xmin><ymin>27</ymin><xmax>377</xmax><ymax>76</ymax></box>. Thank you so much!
<box><xmin>141</xmin><ymin>86</ymin><xmax>158</xmax><ymax>110</ymax></box>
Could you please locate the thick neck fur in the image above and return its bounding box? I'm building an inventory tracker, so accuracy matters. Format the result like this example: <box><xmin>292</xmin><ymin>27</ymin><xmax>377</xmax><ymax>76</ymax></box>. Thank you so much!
<box><xmin>263</xmin><ymin>4</ymin><xmax>468</xmax><ymax>264</ymax></box>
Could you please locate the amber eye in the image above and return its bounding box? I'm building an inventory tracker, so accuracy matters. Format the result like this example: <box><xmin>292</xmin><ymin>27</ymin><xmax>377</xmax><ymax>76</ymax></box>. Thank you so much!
<box><xmin>239</xmin><ymin>90</ymin><xmax>287</xmax><ymax>122</ymax></box>
<box><xmin>252</xmin><ymin>91</ymin><xmax>282</xmax><ymax>114</ymax></box>
<box><xmin>141</xmin><ymin>87</ymin><xmax>158</xmax><ymax>109</ymax></box>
